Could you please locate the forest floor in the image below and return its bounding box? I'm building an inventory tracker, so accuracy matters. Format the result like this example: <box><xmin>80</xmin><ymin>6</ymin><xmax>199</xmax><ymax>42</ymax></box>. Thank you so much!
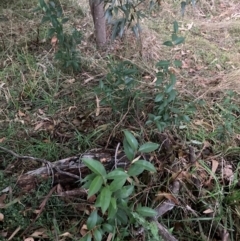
<box><xmin>1</xmin><ymin>0</ymin><xmax>240</xmax><ymax>240</ymax></box>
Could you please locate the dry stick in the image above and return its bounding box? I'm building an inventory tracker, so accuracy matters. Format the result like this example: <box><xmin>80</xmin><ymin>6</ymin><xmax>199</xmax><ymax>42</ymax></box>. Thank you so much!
<box><xmin>54</xmin><ymin>166</ymin><xmax>80</xmax><ymax>180</ymax></box>
<box><xmin>153</xmin><ymin>222</ymin><xmax>178</xmax><ymax>241</ymax></box>
<box><xmin>152</xmin><ymin>180</ymin><xmax>180</xmax><ymax>241</ymax></box>
<box><xmin>7</xmin><ymin>226</ymin><xmax>21</xmax><ymax>241</ymax></box>
<box><xmin>0</xmin><ymin>145</ymin><xmax>50</xmax><ymax>165</ymax></box>
<box><xmin>154</xmin><ymin>180</ymin><xmax>180</xmax><ymax>218</ymax></box>
<box><xmin>105</xmin><ymin>101</ymin><xmax>131</xmax><ymax>149</ymax></box>
<box><xmin>0</xmin><ymin>146</ymin><xmax>80</xmax><ymax>179</ymax></box>
<box><xmin>21</xmin><ymin>186</ymin><xmax>57</xmax><ymax>237</ymax></box>
<box><xmin>114</xmin><ymin>142</ymin><xmax>121</xmax><ymax>169</ymax></box>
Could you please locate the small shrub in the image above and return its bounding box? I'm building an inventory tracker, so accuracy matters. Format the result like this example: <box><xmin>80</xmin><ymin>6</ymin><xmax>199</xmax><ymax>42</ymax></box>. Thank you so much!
<box><xmin>95</xmin><ymin>60</ymin><xmax>142</xmax><ymax>115</ymax></box>
<box><xmin>80</xmin><ymin>130</ymin><xmax>159</xmax><ymax>241</ymax></box>
<box><xmin>147</xmin><ymin>21</ymin><xmax>194</xmax><ymax>131</ymax></box>
<box><xmin>37</xmin><ymin>0</ymin><xmax>82</xmax><ymax>72</ymax></box>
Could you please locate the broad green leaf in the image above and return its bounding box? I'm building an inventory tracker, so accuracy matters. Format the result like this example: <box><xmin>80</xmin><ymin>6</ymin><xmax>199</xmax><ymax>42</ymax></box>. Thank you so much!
<box><xmin>148</xmin><ymin>113</ymin><xmax>156</xmax><ymax>120</ymax></box>
<box><xmin>181</xmin><ymin>1</ymin><xmax>187</xmax><ymax>16</ymax></box>
<box><xmin>95</xmin><ymin>194</ymin><xmax>101</xmax><ymax>208</ymax></box>
<box><xmin>47</xmin><ymin>28</ymin><xmax>56</xmax><ymax>37</ymax></box>
<box><xmin>99</xmin><ymin>80</ymin><xmax>104</xmax><ymax>89</ymax></box>
<box><xmin>82</xmin><ymin>173</ymin><xmax>97</xmax><ymax>183</ymax></box>
<box><xmin>82</xmin><ymin>158</ymin><xmax>106</xmax><ymax>177</ymax></box>
<box><xmin>136</xmin><ymin>206</ymin><xmax>157</xmax><ymax>217</ymax></box>
<box><xmin>115</xmin><ymin>185</ymin><xmax>134</xmax><ymax>199</ymax></box>
<box><xmin>171</xmin><ymin>33</ymin><xmax>178</xmax><ymax>41</ymax></box>
<box><xmin>170</xmin><ymin>73</ymin><xmax>176</xmax><ymax>85</ymax></box>
<box><xmin>80</xmin><ymin>233</ymin><xmax>92</xmax><ymax>241</ymax></box>
<box><xmin>108</xmin><ymin>199</ymin><xmax>118</xmax><ymax>219</ymax></box>
<box><xmin>163</xmin><ymin>112</ymin><xmax>170</xmax><ymax>121</ymax></box>
<box><xmin>154</xmin><ymin>93</ymin><xmax>164</xmax><ymax>102</ymax></box>
<box><xmin>169</xmin><ymin>107</ymin><xmax>180</xmax><ymax>114</ymax></box>
<box><xmin>39</xmin><ymin>0</ymin><xmax>47</xmax><ymax>8</ymax></box>
<box><xmin>156</xmin><ymin>121</ymin><xmax>164</xmax><ymax>131</ymax></box>
<box><xmin>93</xmin><ymin>228</ymin><xmax>102</xmax><ymax>241</ymax></box>
<box><xmin>156</xmin><ymin>72</ymin><xmax>164</xmax><ymax>85</ymax></box>
<box><xmin>173</xmin><ymin>36</ymin><xmax>185</xmax><ymax>45</ymax></box>
<box><xmin>106</xmin><ymin>169</ymin><xmax>128</xmax><ymax>180</ymax></box>
<box><xmin>88</xmin><ymin>175</ymin><xmax>103</xmax><ymax>198</ymax></box>
<box><xmin>99</xmin><ymin>186</ymin><xmax>112</xmax><ymax>214</ymax></box>
<box><xmin>110</xmin><ymin>197</ymin><xmax>117</xmax><ymax>209</ymax></box>
<box><xmin>41</xmin><ymin>16</ymin><xmax>50</xmax><ymax>24</ymax></box>
<box><xmin>82</xmin><ymin>180</ymin><xmax>92</xmax><ymax>189</ymax></box>
<box><xmin>162</xmin><ymin>99</ymin><xmax>170</xmax><ymax>107</ymax></box>
<box><xmin>173</xmin><ymin>60</ymin><xmax>182</xmax><ymax>67</ymax></box>
<box><xmin>96</xmin><ymin>215</ymin><xmax>103</xmax><ymax>225</ymax></box>
<box><xmin>109</xmin><ymin>177</ymin><xmax>127</xmax><ymax>192</ymax></box>
<box><xmin>182</xmin><ymin>115</ymin><xmax>190</xmax><ymax>122</ymax></box>
<box><xmin>87</xmin><ymin>210</ymin><xmax>98</xmax><ymax>230</ymax></box>
<box><xmin>102</xmin><ymin>223</ymin><xmax>114</xmax><ymax>233</ymax></box>
<box><xmin>61</xmin><ymin>17</ymin><xmax>69</xmax><ymax>24</ymax></box>
<box><xmin>146</xmin><ymin>120</ymin><xmax>152</xmax><ymax>125</ymax></box>
<box><xmin>173</xmin><ymin>21</ymin><xmax>178</xmax><ymax>34</ymax></box>
<box><xmin>105</xmin><ymin>9</ymin><xmax>113</xmax><ymax>23</ymax></box>
<box><xmin>118</xmin><ymin>198</ymin><xmax>129</xmax><ymax>208</ymax></box>
<box><xmin>168</xmin><ymin>89</ymin><xmax>177</xmax><ymax>102</ymax></box>
<box><xmin>127</xmin><ymin>164</ymin><xmax>144</xmax><ymax>176</ymax></box>
<box><xmin>157</xmin><ymin>71</ymin><xmax>164</xmax><ymax>77</ymax></box>
<box><xmin>153</xmin><ymin>116</ymin><xmax>161</xmax><ymax>121</ymax></box>
<box><xmin>134</xmin><ymin>160</ymin><xmax>156</xmax><ymax>172</ymax></box>
<box><xmin>123</xmin><ymin>137</ymin><xmax>135</xmax><ymax>161</ymax></box>
<box><xmin>163</xmin><ymin>41</ymin><xmax>173</xmax><ymax>47</ymax></box>
<box><xmin>51</xmin><ymin>17</ymin><xmax>59</xmax><ymax>29</ymax></box>
<box><xmin>156</xmin><ymin>77</ymin><xmax>163</xmax><ymax>86</ymax></box>
<box><xmin>123</xmin><ymin>130</ymin><xmax>138</xmax><ymax>151</ymax></box>
<box><xmin>165</xmin><ymin>84</ymin><xmax>174</xmax><ymax>93</ymax></box>
<box><xmin>156</xmin><ymin>60</ymin><xmax>170</xmax><ymax>69</ymax></box>
<box><xmin>132</xmin><ymin>24</ymin><xmax>140</xmax><ymax>38</ymax></box>
<box><xmin>149</xmin><ymin>0</ymin><xmax>155</xmax><ymax>10</ymax></box>
<box><xmin>49</xmin><ymin>1</ymin><xmax>56</xmax><ymax>8</ymax></box>
<box><xmin>138</xmin><ymin>142</ymin><xmax>159</xmax><ymax>153</ymax></box>
<box><xmin>116</xmin><ymin>209</ymin><xmax>128</xmax><ymax>225</ymax></box>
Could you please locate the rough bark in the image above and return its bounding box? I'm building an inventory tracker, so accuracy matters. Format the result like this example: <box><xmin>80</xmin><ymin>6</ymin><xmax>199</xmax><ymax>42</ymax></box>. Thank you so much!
<box><xmin>16</xmin><ymin>150</ymin><xmax>129</xmax><ymax>192</ymax></box>
<box><xmin>89</xmin><ymin>0</ymin><xmax>106</xmax><ymax>47</ymax></box>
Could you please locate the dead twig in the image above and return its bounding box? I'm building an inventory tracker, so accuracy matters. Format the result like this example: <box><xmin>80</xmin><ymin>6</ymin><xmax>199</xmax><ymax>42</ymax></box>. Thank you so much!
<box><xmin>0</xmin><ymin>145</ymin><xmax>80</xmax><ymax>180</ymax></box>
<box><xmin>105</xmin><ymin>100</ymin><xmax>131</xmax><ymax>149</ymax></box>
<box><xmin>21</xmin><ymin>185</ymin><xmax>57</xmax><ymax>237</ymax></box>
<box><xmin>154</xmin><ymin>181</ymin><xmax>180</xmax><ymax>219</ymax></box>
<box><xmin>153</xmin><ymin>221</ymin><xmax>178</xmax><ymax>241</ymax></box>
<box><xmin>114</xmin><ymin>142</ymin><xmax>121</xmax><ymax>169</ymax></box>
<box><xmin>0</xmin><ymin>145</ymin><xmax>50</xmax><ymax>165</ymax></box>
<box><xmin>152</xmin><ymin>181</ymin><xmax>180</xmax><ymax>241</ymax></box>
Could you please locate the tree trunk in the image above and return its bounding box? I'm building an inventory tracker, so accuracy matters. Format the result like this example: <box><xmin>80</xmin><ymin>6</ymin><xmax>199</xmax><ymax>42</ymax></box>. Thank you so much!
<box><xmin>89</xmin><ymin>0</ymin><xmax>106</xmax><ymax>47</ymax></box>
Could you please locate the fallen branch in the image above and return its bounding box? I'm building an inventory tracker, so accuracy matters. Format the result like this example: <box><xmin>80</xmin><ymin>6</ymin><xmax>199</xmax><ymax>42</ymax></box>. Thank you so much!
<box><xmin>0</xmin><ymin>145</ymin><xmax>130</xmax><ymax>192</ymax></box>
<box><xmin>152</xmin><ymin>180</ymin><xmax>180</xmax><ymax>241</ymax></box>
<box><xmin>0</xmin><ymin>145</ymin><xmax>50</xmax><ymax>165</ymax></box>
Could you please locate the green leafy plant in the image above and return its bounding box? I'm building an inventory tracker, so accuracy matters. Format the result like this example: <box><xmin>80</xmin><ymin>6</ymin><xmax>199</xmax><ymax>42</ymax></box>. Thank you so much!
<box><xmin>95</xmin><ymin>60</ymin><xmax>142</xmax><ymax>115</ymax></box>
<box><xmin>37</xmin><ymin>0</ymin><xmax>82</xmax><ymax>71</ymax></box>
<box><xmin>96</xmin><ymin>22</ymin><xmax>194</xmax><ymax>131</ymax></box>
<box><xmin>80</xmin><ymin>130</ymin><xmax>159</xmax><ymax>241</ymax></box>
<box><xmin>180</xmin><ymin>0</ymin><xmax>197</xmax><ymax>17</ymax></box>
<box><xmin>147</xmin><ymin>21</ymin><xmax>194</xmax><ymax>131</ymax></box>
<box><xmin>105</xmin><ymin>0</ymin><xmax>147</xmax><ymax>39</ymax></box>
